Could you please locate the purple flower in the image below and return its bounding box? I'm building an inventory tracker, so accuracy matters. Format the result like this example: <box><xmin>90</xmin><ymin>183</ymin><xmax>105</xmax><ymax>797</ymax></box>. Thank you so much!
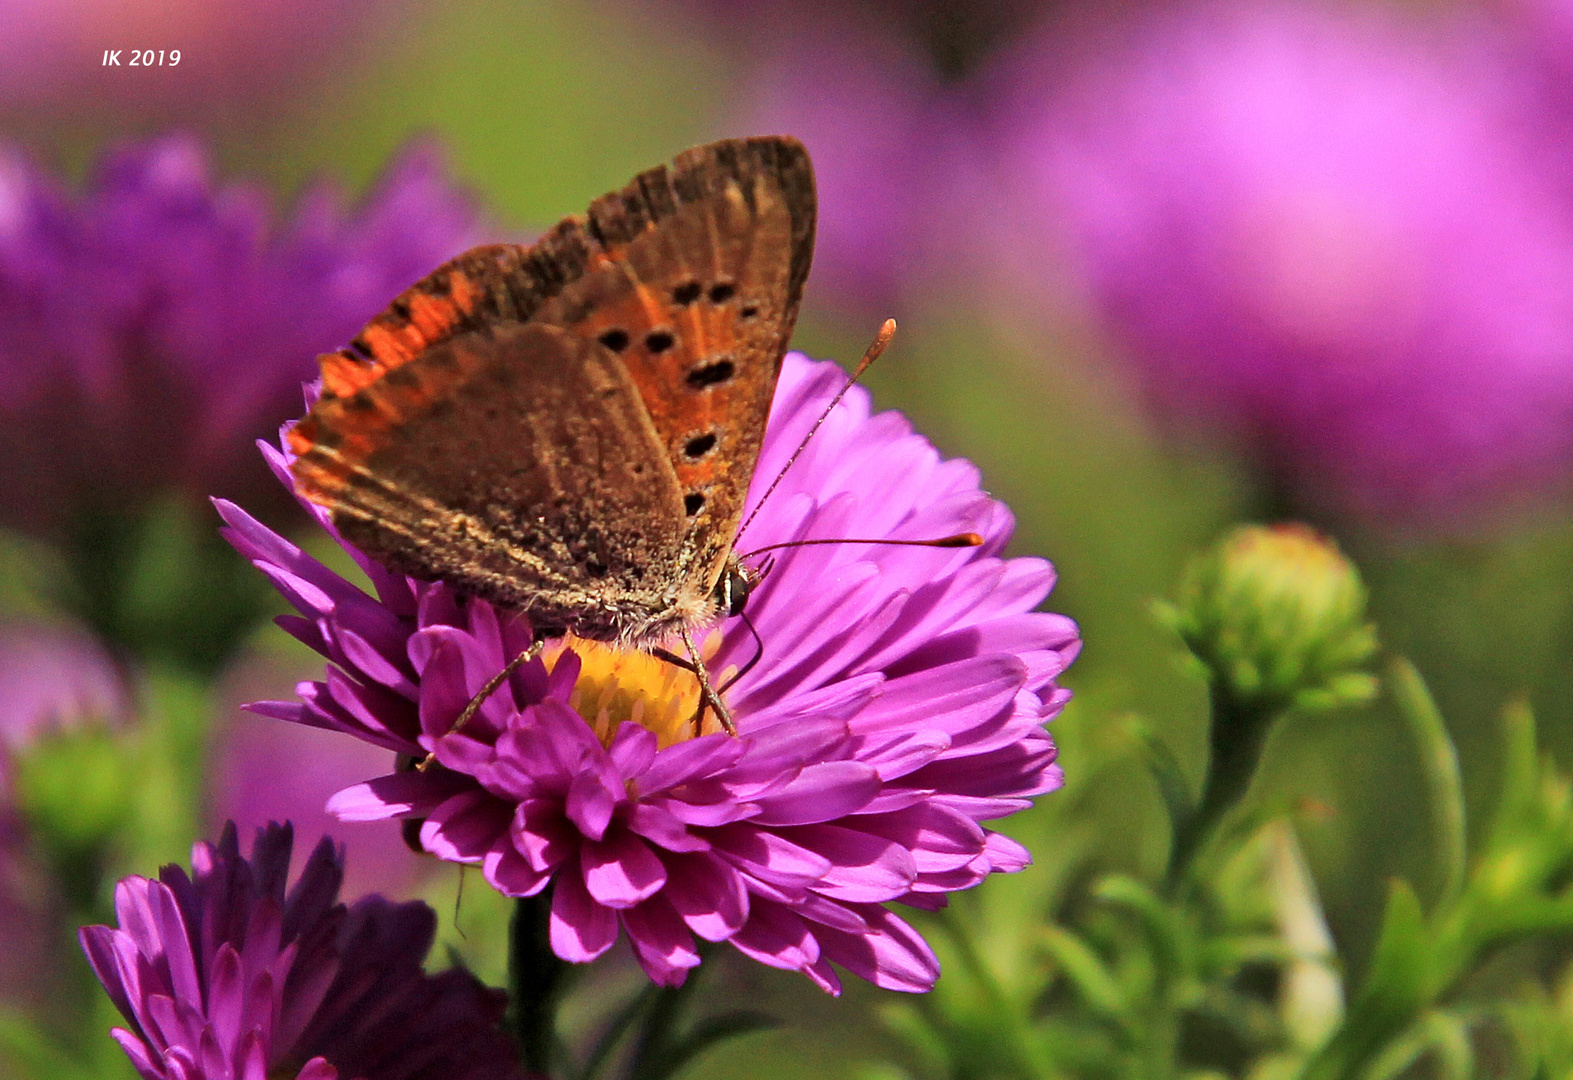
<box><xmin>0</xmin><ymin>618</ymin><xmax>128</xmax><ymax>793</ymax></box>
<box><xmin>209</xmin><ymin>652</ymin><xmax>427</xmax><ymax>901</ymax></box>
<box><xmin>0</xmin><ymin>135</ymin><xmax>479</xmax><ymax>543</ymax></box>
<box><xmin>79</xmin><ymin>822</ymin><xmax>526</xmax><ymax>1080</ymax></box>
<box><xmin>0</xmin><ymin>1</ymin><xmax>399</xmax><ymax>111</ymax></box>
<box><xmin>726</xmin><ymin>12</ymin><xmax>977</xmax><ymax>312</ymax></box>
<box><xmin>994</xmin><ymin>0</ymin><xmax>1573</xmax><ymax>529</ymax></box>
<box><xmin>219</xmin><ymin>352</ymin><xmax>1079</xmax><ymax>993</ymax></box>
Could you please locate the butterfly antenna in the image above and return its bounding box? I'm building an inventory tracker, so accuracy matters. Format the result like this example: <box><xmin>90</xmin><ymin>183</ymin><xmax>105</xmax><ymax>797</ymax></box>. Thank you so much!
<box><xmin>736</xmin><ymin>318</ymin><xmax>896</xmax><ymax>541</ymax></box>
<box><xmin>740</xmin><ymin>532</ymin><xmax>982</xmax><ymax>560</ymax></box>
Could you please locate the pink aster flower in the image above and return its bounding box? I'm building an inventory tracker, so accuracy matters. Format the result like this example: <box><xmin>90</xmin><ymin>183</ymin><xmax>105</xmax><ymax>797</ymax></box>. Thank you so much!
<box><xmin>79</xmin><ymin>822</ymin><xmax>525</xmax><ymax>1080</ymax></box>
<box><xmin>219</xmin><ymin>353</ymin><xmax>1079</xmax><ymax>993</ymax></box>
<box><xmin>994</xmin><ymin>0</ymin><xmax>1573</xmax><ymax>529</ymax></box>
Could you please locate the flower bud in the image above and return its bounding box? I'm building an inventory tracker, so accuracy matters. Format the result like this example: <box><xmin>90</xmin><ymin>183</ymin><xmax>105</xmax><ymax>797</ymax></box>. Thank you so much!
<box><xmin>1158</xmin><ymin>524</ymin><xmax>1378</xmax><ymax>715</ymax></box>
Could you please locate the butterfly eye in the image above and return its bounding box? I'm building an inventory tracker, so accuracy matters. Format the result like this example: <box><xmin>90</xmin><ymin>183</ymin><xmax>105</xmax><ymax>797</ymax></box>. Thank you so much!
<box><xmin>684</xmin><ymin>493</ymin><xmax>705</xmax><ymax>516</ymax></box>
<box><xmin>672</xmin><ymin>281</ymin><xmax>702</xmax><ymax>305</ymax></box>
<box><xmin>708</xmin><ymin>281</ymin><xmax>736</xmax><ymax>303</ymax></box>
<box><xmin>598</xmin><ymin>328</ymin><xmax>630</xmax><ymax>352</ymax></box>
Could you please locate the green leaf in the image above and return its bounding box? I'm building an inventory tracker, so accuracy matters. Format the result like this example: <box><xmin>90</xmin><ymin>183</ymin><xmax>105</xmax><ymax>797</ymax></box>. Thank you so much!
<box><xmin>1489</xmin><ymin>697</ymin><xmax>1541</xmax><ymax>849</ymax></box>
<box><xmin>1299</xmin><ymin>880</ymin><xmax>1431</xmax><ymax>1080</ymax></box>
<box><xmin>1132</xmin><ymin>718</ymin><xmax>1197</xmax><ymax>837</ymax></box>
<box><xmin>1094</xmin><ymin>874</ymin><xmax>1184</xmax><ymax>978</ymax></box>
<box><xmin>1040</xmin><ymin>925</ymin><xmax>1131</xmax><ymax>1028</ymax></box>
<box><xmin>1387</xmin><ymin>659</ymin><xmax>1466</xmax><ymax>910</ymax></box>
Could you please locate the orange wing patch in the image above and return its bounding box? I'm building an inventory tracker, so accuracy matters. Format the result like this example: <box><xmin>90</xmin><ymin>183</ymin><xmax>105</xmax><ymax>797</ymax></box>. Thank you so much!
<box><xmin>289</xmin><ymin>261</ymin><xmax>491</xmax><ymax>503</ymax></box>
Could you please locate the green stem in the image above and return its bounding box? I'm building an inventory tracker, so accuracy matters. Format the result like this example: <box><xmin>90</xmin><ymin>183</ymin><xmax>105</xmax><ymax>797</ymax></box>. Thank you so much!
<box><xmin>1166</xmin><ymin>684</ymin><xmax>1278</xmax><ymax>892</ymax></box>
<box><xmin>627</xmin><ymin>961</ymin><xmax>703</xmax><ymax>1080</ymax></box>
<box><xmin>509</xmin><ymin>892</ymin><xmax>569</xmax><ymax>1077</ymax></box>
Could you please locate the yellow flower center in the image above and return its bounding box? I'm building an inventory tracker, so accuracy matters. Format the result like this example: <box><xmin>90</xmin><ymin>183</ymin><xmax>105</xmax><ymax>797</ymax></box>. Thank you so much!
<box><xmin>544</xmin><ymin>633</ymin><xmax>734</xmax><ymax>748</ymax></box>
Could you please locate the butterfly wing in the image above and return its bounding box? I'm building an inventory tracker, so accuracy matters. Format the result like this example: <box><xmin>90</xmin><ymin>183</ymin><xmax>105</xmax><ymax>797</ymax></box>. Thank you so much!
<box><xmin>289</xmin><ymin>137</ymin><xmax>816</xmax><ymax>642</ymax></box>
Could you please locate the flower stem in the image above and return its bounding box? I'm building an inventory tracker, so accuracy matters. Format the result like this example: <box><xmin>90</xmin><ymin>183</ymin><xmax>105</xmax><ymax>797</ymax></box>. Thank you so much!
<box><xmin>1166</xmin><ymin>685</ymin><xmax>1277</xmax><ymax>892</ymax></box>
<box><xmin>509</xmin><ymin>891</ymin><xmax>568</xmax><ymax>1077</ymax></box>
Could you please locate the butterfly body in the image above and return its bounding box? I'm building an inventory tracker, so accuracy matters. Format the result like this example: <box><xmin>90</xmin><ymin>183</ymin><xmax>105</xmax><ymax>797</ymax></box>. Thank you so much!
<box><xmin>288</xmin><ymin>138</ymin><xmax>816</xmax><ymax>649</ymax></box>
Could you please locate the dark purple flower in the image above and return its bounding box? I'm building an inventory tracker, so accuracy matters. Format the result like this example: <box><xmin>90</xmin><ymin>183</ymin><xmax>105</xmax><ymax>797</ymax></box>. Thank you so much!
<box><xmin>80</xmin><ymin>821</ymin><xmax>525</xmax><ymax>1080</ymax></box>
<box><xmin>994</xmin><ymin>0</ymin><xmax>1573</xmax><ymax>529</ymax></box>
<box><xmin>0</xmin><ymin>135</ymin><xmax>479</xmax><ymax>543</ymax></box>
<box><xmin>219</xmin><ymin>352</ymin><xmax>1079</xmax><ymax>993</ymax></box>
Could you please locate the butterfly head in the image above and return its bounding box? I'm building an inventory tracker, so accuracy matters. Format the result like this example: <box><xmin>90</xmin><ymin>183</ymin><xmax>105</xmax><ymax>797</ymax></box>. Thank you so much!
<box><xmin>713</xmin><ymin>554</ymin><xmax>762</xmax><ymax>619</ymax></box>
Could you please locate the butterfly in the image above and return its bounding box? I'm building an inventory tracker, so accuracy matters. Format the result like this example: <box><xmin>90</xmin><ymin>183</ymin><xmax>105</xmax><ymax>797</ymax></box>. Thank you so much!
<box><xmin>286</xmin><ymin>137</ymin><xmax>816</xmax><ymax>732</ymax></box>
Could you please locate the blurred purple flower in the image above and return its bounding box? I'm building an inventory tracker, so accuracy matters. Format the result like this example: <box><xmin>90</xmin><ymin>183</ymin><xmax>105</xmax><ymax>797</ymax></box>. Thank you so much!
<box><xmin>219</xmin><ymin>353</ymin><xmax>1079</xmax><ymax>993</ymax></box>
<box><xmin>0</xmin><ymin>1</ymin><xmax>397</xmax><ymax>112</ymax></box>
<box><xmin>995</xmin><ymin>0</ymin><xmax>1573</xmax><ymax>528</ymax></box>
<box><xmin>728</xmin><ymin>13</ymin><xmax>976</xmax><ymax>312</ymax></box>
<box><xmin>0</xmin><ymin>619</ymin><xmax>128</xmax><ymax>790</ymax></box>
<box><xmin>209</xmin><ymin>651</ymin><xmax>425</xmax><ymax>901</ymax></box>
<box><xmin>0</xmin><ymin>135</ymin><xmax>479</xmax><ymax>543</ymax></box>
<box><xmin>0</xmin><ymin>620</ymin><xmax>129</xmax><ymax>1014</ymax></box>
<box><xmin>79</xmin><ymin>821</ymin><xmax>525</xmax><ymax>1080</ymax></box>
<box><xmin>0</xmin><ymin>807</ymin><xmax>63</xmax><ymax>1014</ymax></box>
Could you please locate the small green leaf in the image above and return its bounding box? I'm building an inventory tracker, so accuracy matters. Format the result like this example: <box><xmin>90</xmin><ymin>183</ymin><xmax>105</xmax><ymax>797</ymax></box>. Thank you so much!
<box><xmin>1387</xmin><ymin>659</ymin><xmax>1466</xmax><ymax>910</ymax></box>
<box><xmin>1132</xmin><ymin>718</ymin><xmax>1198</xmax><ymax>840</ymax></box>
<box><xmin>1040</xmin><ymin>926</ymin><xmax>1130</xmax><ymax>1027</ymax></box>
<box><xmin>1299</xmin><ymin>880</ymin><xmax>1431</xmax><ymax>1080</ymax></box>
<box><xmin>1094</xmin><ymin>874</ymin><xmax>1184</xmax><ymax>977</ymax></box>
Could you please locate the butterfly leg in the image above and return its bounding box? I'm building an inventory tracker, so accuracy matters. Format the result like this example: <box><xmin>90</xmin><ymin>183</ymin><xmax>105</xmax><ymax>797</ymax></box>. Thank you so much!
<box><xmin>679</xmin><ymin>627</ymin><xmax>736</xmax><ymax>736</ymax></box>
<box><xmin>416</xmin><ymin>639</ymin><xmax>546</xmax><ymax>771</ymax></box>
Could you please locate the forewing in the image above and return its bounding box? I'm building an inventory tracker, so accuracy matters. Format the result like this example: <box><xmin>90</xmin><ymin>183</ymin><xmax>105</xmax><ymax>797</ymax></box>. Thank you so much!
<box><xmin>288</xmin><ymin>137</ymin><xmax>816</xmax><ymax>633</ymax></box>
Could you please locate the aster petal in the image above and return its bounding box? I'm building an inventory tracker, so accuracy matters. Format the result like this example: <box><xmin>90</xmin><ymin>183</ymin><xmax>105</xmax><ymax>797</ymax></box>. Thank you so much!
<box><xmin>565</xmin><ymin>766</ymin><xmax>621</xmax><ymax>841</ymax></box>
<box><xmin>581</xmin><ymin>830</ymin><xmax>668</xmax><ymax>908</ymax></box>
<box><xmin>851</xmin><ymin>805</ymin><xmax>988</xmax><ymax>874</ymax></box>
<box><xmin>751</xmin><ymin>760</ymin><xmax>881</xmax><ymax>825</ymax></box>
<box><xmin>982</xmin><ymin>830</ymin><xmax>1033</xmax><ymax>873</ymax></box>
<box><xmin>634</xmin><ymin>732</ymin><xmax>745</xmax><ymax>793</ymax></box>
<box><xmin>206</xmin><ymin>943</ymin><xmax>248</xmax><ymax>1063</ymax></box>
<box><xmin>420</xmin><ymin>791</ymin><xmax>511</xmax><ymax>863</ymax></box>
<box><xmin>325</xmin><ymin>770</ymin><xmax>465</xmax><ymax>821</ymax></box>
<box><xmin>813</xmin><ymin>905</ymin><xmax>940</xmax><ymax>993</ymax></box>
<box><xmin>851</xmin><ymin>654</ymin><xmax>1026</xmax><ymax>739</ymax></box>
<box><xmin>709</xmin><ymin>825</ymin><xmax>832</xmax><ymax>892</ymax></box>
<box><xmin>79</xmin><ymin>926</ymin><xmax>137</xmax><ymax>1027</ymax></box>
<box><xmin>727</xmin><ymin>899</ymin><xmax>822</xmax><ymax>973</ymax></box>
<box><xmin>483</xmin><ymin>839</ymin><xmax>553</xmax><ymax>897</ymax></box>
<box><xmin>293</xmin><ymin>1058</ymin><xmax>338</xmax><ymax>1080</ymax></box>
<box><xmin>626</xmin><ymin>802</ymin><xmax>710</xmax><ymax>853</ymax></box>
<box><xmin>660</xmin><ymin>851</ymin><xmax>750</xmax><ymax>942</ymax></box>
<box><xmin>782</xmin><ymin>824</ymin><xmax>916</xmax><ymax>902</ymax></box>
<box><xmin>550</xmin><ymin>872</ymin><xmax>618</xmax><ymax>962</ymax></box>
<box><xmin>608</xmin><ymin>720</ymin><xmax>659</xmax><ymax>776</ymax></box>
<box><xmin>621</xmin><ymin>896</ymin><xmax>701</xmax><ymax>986</ymax></box>
<box><xmin>109</xmin><ymin>1028</ymin><xmax>164</xmax><ymax>1080</ymax></box>
<box><xmin>511</xmin><ymin>797</ymin><xmax>578</xmax><ymax>873</ymax></box>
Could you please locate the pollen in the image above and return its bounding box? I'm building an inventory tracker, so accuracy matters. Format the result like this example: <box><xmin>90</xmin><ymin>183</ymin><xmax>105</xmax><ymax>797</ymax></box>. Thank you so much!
<box><xmin>544</xmin><ymin>634</ymin><xmax>733</xmax><ymax>748</ymax></box>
